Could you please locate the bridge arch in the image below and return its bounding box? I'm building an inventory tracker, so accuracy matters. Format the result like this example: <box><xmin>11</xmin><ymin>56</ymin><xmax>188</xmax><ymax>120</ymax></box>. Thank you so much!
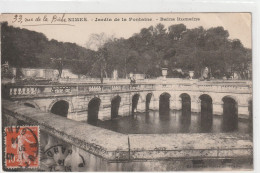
<box><xmin>221</xmin><ymin>95</ymin><xmax>238</xmax><ymax>105</ymax></box>
<box><xmin>50</xmin><ymin>100</ymin><xmax>69</xmax><ymax>117</ymax></box>
<box><xmin>248</xmin><ymin>99</ymin><xmax>252</xmax><ymax>118</ymax></box>
<box><xmin>180</xmin><ymin>93</ymin><xmax>191</xmax><ymax>114</ymax></box>
<box><xmin>23</xmin><ymin>101</ymin><xmax>40</xmax><ymax>109</ymax></box>
<box><xmin>199</xmin><ymin>94</ymin><xmax>213</xmax><ymax>132</ymax></box>
<box><xmin>222</xmin><ymin>96</ymin><xmax>238</xmax><ymax>132</ymax></box>
<box><xmin>132</xmin><ymin>94</ymin><xmax>140</xmax><ymax>114</ymax></box>
<box><xmin>145</xmin><ymin>93</ymin><xmax>153</xmax><ymax>111</ymax></box>
<box><xmin>248</xmin><ymin>99</ymin><xmax>253</xmax><ymax>134</ymax></box>
<box><xmin>88</xmin><ymin>97</ymin><xmax>101</xmax><ymax>123</ymax></box>
<box><xmin>111</xmin><ymin>95</ymin><xmax>121</xmax><ymax>119</ymax></box>
<box><xmin>159</xmin><ymin>92</ymin><xmax>171</xmax><ymax>114</ymax></box>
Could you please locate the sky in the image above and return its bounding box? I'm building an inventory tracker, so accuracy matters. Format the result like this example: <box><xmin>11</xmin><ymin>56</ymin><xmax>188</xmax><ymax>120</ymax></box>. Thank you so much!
<box><xmin>0</xmin><ymin>13</ymin><xmax>252</xmax><ymax>49</ymax></box>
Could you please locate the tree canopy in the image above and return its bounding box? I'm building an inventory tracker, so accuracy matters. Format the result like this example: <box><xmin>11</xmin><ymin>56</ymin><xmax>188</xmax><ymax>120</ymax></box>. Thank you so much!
<box><xmin>1</xmin><ymin>22</ymin><xmax>251</xmax><ymax>79</ymax></box>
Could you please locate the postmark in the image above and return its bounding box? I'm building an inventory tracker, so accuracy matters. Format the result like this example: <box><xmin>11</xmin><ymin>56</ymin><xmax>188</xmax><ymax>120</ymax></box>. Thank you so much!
<box><xmin>5</xmin><ymin>126</ymin><xmax>39</xmax><ymax>169</ymax></box>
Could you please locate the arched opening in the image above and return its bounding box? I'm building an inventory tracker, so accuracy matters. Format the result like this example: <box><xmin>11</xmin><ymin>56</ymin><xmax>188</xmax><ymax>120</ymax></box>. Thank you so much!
<box><xmin>180</xmin><ymin>93</ymin><xmax>191</xmax><ymax>132</ymax></box>
<box><xmin>248</xmin><ymin>100</ymin><xmax>253</xmax><ymax>134</ymax></box>
<box><xmin>180</xmin><ymin>93</ymin><xmax>191</xmax><ymax>115</ymax></box>
<box><xmin>249</xmin><ymin>100</ymin><xmax>252</xmax><ymax>119</ymax></box>
<box><xmin>111</xmin><ymin>96</ymin><xmax>121</xmax><ymax>119</ymax></box>
<box><xmin>50</xmin><ymin>100</ymin><xmax>69</xmax><ymax>117</ymax></box>
<box><xmin>24</xmin><ymin>103</ymin><xmax>36</xmax><ymax>108</ymax></box>
<box><xmin>88</xmin><ymin>97</ymin><xmax>101</xmax><ymax>124</ymax></box>
<box><xmin>222</xmin><ymin>96</ymin><xmax>238</xmax><ymax>132</ymax></box>
<box><xmin>145</xmin><ymin>93</ymin><xmax>153</xmax><ymax>111</ymax></box>
<box><xmin>132</xmin><ymin>94</ymin><xmax>140</xmax><ymax>114</ymax></box>
<box><xmin>199</xmin><ymin>94</ymin><xmax>213</xmax><ymax>132</ymax></box>
<box><xmin>159</xmin><ymin>93</ymin><xmax>171</xmax><ymax>116</ymax></box>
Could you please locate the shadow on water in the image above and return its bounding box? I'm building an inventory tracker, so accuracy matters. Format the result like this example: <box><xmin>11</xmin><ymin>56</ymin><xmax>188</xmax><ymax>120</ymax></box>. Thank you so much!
<box><xmin>180</xmin><ymin>109</ymin><xmax>191</xmax><ymax>133</ymax></box>
<box><xmin>94</xmin><ymin>109</ymin><xmax>250</xmax><ymax>134</ymax></box>
<box><xmin>91</xmin><ymin>94</ymin><xmax>249</xmax><ymax>134</ymax></box>
<box><xmin>159</xmin><ymin>92</ymin><xmax>170</xmax><ymax>117</ymax></box>
<box><xmin>180</xmin><ymin>93</ymin><xmax>191</xmax><ymax>133</ymax></box>
<box><xmin>145</xmin><ymin>93</ymin><xmax>152</xmax><ymax>111</ymax></box>
<box><xmin>111</xmin><ymin>96</ymin><xmax>121</xmax><ymax>119</ymax></box>
<box><xmin>222</xmin><ymin>97</ymin><xmax>238</xmax><ymax>132</ymax></box>
<box><xmin>249</xmin><ymin>100</ymin><xmax>253</xmax><ymax>136</ymax></box>
<box><xmin>200</xmin><ymin>110</ymin><xmax>213</xmax><ymax>133</ymax></box>
<box><xmin>199</xmin><ymin>95</ymin><xmax>213</xmax><ymax>133</ymax></box>
<box><xmin>87</xmin><ymin>97</ymin><xmax>100</xmax><ymax>125</ymax></box>
<box><xmin>132</xmin><ymin>94</ymin><xmax>140</xmax><ymax>115</ymax></box>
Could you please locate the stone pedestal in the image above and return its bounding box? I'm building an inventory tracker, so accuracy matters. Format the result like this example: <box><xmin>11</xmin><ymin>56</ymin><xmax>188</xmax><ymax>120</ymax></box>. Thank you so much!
<box><xmin>173</xmin><ymin>99</ymin><xmax>182</xmax><ymax>110</ymax></box>
<box><xmin>150</xmin><ymin>100</ymin><xmax>159</xmax><ymax>110</ymax></box>
<box><xmin>238</xmin><ymin>105</ymin><xmax>250</xmax><ymax>119</ymax></box>
<box><xmin>99</xmin><ymin>107</ymin><xmax>111</xmax><ymax>121</ymax></box>
<box><xmin>137</xmin><ymin>101</ymin><xmax>146</xmax><ymax>112</ymax></box>
<box><xmin>118</xmin><ymin>104</ymin><xmax>130</xmax><ymax>116</ymax></box>
<box><xmin>191</xmin><ymin>100</ymin><xmax>200</xmax><ymax>113</ymax></box>
<box><xmin>213</xmin><ymin>103</ymin><xmax>223</xmax><ymax>115</ymax></box>
<box><xmin>162</xmin><ymin>68</ymin><xmax>168</xmax><ymax>79</ymax></box>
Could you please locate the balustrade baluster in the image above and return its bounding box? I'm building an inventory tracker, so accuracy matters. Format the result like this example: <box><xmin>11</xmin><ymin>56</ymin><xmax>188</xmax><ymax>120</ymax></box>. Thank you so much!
<box><xmin>18</xmin><ymin>88</ymin><xmax>21</xmax><ymax>95</ymax></box>
<box><xmin>22</xmin><ymin>87</ymin><xmax>26</xmax><ymax>95</ymax></box>
<box><xmin>10</xmin><ymin>88</ymin><xmax>14</xmax><ymax>96</ymax></box>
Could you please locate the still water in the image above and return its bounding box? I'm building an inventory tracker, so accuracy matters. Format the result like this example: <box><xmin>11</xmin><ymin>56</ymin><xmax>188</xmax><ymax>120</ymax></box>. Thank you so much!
<box><xmin>92</xmin><ymin>110</ymin><xmax>251</xmax><ymax>134</ymax></box>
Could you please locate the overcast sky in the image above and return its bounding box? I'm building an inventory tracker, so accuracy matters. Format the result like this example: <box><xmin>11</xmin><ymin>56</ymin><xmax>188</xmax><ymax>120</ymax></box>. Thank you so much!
<box><xmin>1</xmin><ymin>13</ymin><xmax>251</xmax><ymax>49</ymax></box>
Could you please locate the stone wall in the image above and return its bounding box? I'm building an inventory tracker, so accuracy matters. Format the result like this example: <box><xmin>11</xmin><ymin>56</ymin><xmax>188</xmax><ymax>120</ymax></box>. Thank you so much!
<box><xmin>2</xmin><ymin>100</ymin><xmax>253</xmax><ymax>171</ymax></box>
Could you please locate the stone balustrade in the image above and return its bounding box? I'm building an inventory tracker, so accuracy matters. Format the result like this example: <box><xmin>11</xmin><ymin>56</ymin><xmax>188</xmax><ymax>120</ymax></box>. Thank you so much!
<box><xmin>2</xmin><ymin>80</ymin><xmax>251</xmax><ymax>100</ymax></box>
<box><xmin>2</xmin><ymin>83</ymin><xmax>155</xmax><ymax>99</ymax></box>
<box><xmin>2</xmin><ymin>100</ymin><xmax>253</xmax><ymax>171</ymax></box>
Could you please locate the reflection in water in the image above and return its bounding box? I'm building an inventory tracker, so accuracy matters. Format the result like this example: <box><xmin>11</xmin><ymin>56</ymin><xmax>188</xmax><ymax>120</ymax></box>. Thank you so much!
<box><xmin>146</xmin><ymin>93</ymin><xmax>152</xmax><ymax>111</ymax></box>
<box><xmin>222</xmin><ymin>97</ymin><xmax>238</xmax><ymax>132</ymax></box>
<box><xmin>180</xmin><ymin>93</ymin><xmax>191</xmax><ymax>133</ymax></box>
<box><xmin>249</xmin><ymin>100</ymin><xmax>253</xmax><ymax>135</ymax></box>
<box><xmin>111</xmin><ymin>96</ymin><xmax>121</xmax><ymax>119</ymax></box>
<box><xmin>199</xmin><ymin>95</ymin><xmax>213</xmax><ymax>133</ymax></box>
<box><xmin>88</xmin><ymin>98</ymin><xmax>100</xmax><ymax>125</ymax></box>
<box><xmin>94</xmin><ymin>110</ymin><xmax>250</xmax><ymax>134</ymax></box>
<box><xmin>159</xmin><ymin>93</ymin><xmax>170</xmax><ymax>114</ymax></box>
<box><xmin>132</xmin><ymin>94</ymin><xmax>140</xmax><ymax>115</ymax></box>
<box><xmin>180</xmin><ymin>110</ymin><xmax>191</xmax><ymax>133</ymax></box>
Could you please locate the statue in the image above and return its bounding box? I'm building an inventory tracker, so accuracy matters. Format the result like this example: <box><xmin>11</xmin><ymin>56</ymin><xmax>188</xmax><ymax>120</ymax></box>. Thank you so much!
<box><xmin>200</xmin><ymin>67</ymin><xmax>210</xmax><ymax>80</ymax></box>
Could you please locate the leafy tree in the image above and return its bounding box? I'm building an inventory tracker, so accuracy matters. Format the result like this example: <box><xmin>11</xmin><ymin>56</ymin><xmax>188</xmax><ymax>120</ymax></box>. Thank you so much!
<box><xmin>1</xmin><ymin>22</ymin><xmax>252</xmax><ymax>80</ymax></box>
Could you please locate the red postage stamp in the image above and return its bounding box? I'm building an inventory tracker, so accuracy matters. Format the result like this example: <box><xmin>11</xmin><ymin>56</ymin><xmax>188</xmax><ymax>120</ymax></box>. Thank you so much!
<box><xmin>5</xmin><ymin>126</ymin><xmax>39</xmax><ymax>169</ymax></box>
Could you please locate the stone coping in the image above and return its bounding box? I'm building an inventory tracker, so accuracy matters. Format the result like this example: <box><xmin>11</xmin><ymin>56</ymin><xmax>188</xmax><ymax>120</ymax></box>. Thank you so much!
<box><xmin>7</xmin><ymin>89</ymin><xmax>154</xmax><ymax>100</ymax></box>
<box><xmin>2</xmin><ymin>100</ymin><xmax>253</xmax><ymax>162</ymax></box>
<box><xmin>3</xmin><ymin>81</ymin><xmax>251</xmax><ymax>87</ymax></box>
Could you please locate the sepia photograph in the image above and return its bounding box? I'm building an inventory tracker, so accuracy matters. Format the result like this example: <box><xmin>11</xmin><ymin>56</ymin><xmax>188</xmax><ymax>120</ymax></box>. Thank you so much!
<box><xmin>0</xmin><ymin>12</ymin><xmax>253</xmax><ymax>171</ymax></box>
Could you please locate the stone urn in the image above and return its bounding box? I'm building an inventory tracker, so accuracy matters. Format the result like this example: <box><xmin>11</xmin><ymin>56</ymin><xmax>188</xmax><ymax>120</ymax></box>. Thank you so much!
<box><xmin>129</xmin><ymin>72</ymin><xmax>133</xmax><ymax>78</ymax></box>
<box><xmin>189</xmin><ymin>71</ymin><xmax>194</xmax><ymax>79</ymax></box>
<box><xmin>162</xmin><ymin>68</ymin><xmax>168</xmax><ymax>79</ymax></box>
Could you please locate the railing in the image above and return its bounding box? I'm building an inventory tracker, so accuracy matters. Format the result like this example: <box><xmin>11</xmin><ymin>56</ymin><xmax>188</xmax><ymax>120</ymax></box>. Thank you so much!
<box><xmin>2</xmin><ymin>83</ymin><xmax>155</xmax><ymax>98</ymax></box>
<box><xmin>59</xmin><ymin>78</ymin><xmax>131</xmax><ymax>84</ymax></box>
<box><xmin>155</xmin><ymin>83</ymin><xmax>252</xmax><ymax>93</ymax></box>
<box><xmin>2</xmin><ymin>79</ymin><xmax>252</xmax><ymax>99</ymax></box>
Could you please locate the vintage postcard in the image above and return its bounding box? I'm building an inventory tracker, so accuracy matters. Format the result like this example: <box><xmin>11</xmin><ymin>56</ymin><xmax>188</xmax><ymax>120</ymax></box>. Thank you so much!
<box><xmin>1</xmin><ymin>13</ymin><xmax>253</xmax><ymax>171</ymax></box>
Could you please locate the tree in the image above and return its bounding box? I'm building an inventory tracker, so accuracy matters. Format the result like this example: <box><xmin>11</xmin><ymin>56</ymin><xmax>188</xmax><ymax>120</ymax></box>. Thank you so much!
<box><xmin>2</xmin><ymin>22</ymin><xmax>252</xmax><ymax>80</ymax></box>
<box><xmin>168</xmin><ymin>24</ymin><xmax>187</xmax><ymax>40</ymax></box>
<box><xmin>86</xmin><ymin>33</ymin><xmax>115</xmax><ymax>82</ymax></box>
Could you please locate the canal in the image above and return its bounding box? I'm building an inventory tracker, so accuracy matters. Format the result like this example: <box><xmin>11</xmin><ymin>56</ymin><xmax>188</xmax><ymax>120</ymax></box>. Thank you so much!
<box><xmin>89</xmin><ymin>110</ymin><xmax>251</xmax><ymax>134</ymax></box>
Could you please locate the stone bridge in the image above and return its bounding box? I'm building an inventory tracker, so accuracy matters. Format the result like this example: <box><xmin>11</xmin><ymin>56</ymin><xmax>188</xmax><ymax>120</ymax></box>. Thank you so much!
<box><xmin>2</xmin><ymin>79</ymin><xmax>252</xmax><ymax>122</ymax></box>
